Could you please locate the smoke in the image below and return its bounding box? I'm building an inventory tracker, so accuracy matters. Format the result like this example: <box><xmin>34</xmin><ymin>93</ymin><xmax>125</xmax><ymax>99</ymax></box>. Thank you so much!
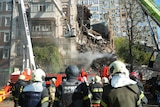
<box><xmin>75</xmin><ymin>51</ymin><xmax>113</xmax><ymax>70</ymax></box>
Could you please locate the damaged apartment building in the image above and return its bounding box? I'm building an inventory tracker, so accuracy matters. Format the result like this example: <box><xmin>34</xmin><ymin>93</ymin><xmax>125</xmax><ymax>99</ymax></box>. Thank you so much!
<box><xmin>10</xmin><ymin>0</ymin><xmax>79</xmax><ymax>72</ymax></box>
<box><xmin>0</xmin><ymin>0</ymin><xmax>113</xmax><ymax>86</ymax></box>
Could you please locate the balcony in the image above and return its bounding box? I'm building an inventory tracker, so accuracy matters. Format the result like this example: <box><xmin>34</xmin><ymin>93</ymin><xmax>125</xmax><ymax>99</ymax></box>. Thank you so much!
<box><xmin>31</xmin><ymin>31</ymin><xmax>53</xmax><ymax>38</ymax></box>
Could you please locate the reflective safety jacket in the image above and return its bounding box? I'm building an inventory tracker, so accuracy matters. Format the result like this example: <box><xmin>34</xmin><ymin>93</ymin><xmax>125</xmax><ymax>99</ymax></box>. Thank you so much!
<box><xmin>53</xmin><ymin>79</ymin><xmax>91</xmax><ymax>107</ymax></box>
<box><xmin>89</xmin><ymin>82</ymin><xmax>103</xmax><ymax>104</ymax></box>
<box><xmin>100</xmin><ymin>84</ymin><xmax>140</xmax><ymax>107</ymax></box>
<box><xmin>19</xmin><ymin>82</ymin><xmax>49</xmax><ymax>107</ymax></box>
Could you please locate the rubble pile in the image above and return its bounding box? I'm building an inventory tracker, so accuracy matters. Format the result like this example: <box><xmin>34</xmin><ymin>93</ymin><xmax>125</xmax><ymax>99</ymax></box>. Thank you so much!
<box><xmin>77</xmin><ymin>34</ymin><xmax>112</xmax><ymax>53</ymax></box>
<box><xmin>90</xmin><ymin>56</ymin><xmax>116</xmax><ymax>72</ymax></box>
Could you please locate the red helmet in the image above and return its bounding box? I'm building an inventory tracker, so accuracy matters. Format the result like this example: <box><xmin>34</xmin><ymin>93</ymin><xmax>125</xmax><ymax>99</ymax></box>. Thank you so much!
<box><xmin>130</xmin><ymin>71</ymin><xmax>138</xmax><ymax>79</ymax></box>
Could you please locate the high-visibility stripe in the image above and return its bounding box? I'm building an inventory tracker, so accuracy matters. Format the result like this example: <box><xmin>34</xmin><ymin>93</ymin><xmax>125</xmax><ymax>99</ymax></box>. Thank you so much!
<box><xmin>83</xmin><ymin>95</ymin><xmax>89</xmax><ymax>100</ymax></box>
<box><xmin>100</xmin><ymin>100</ymin><xmax>107</xmax><ymax>107</ymax></box>
<box><xmin>12</xmin><ymin>86</ymin><xmax>15</xmax><ymax>91</ymax></box>
<box><xmin>83</xmin><ymin>93</ymin><xmax>92</xmax><ymax>100</ymax></box>
<box><xmin>20</xmin><ymin>86</ymin><xmax>23</xmax><ymax>93</ymax></box>
<box><xmin>92</xmin><ymin>88</ymin><xmax>103</xmax><ymax>92</ymax></box>
<box><xmin>41</xmin><ymin>97</ymin><xmax>49</xmax><ymax>104</ymax></box>
<box><xmin>14</xmin><ymin>97</ymin><xmax>18</xmax><ymax>100</ymax></box>
<box><xmin>137</xmin><ymin>91</ymin><xmax>145</xmax><ymax>105</ymax></box>
<box><xmin>54</xmin><ymin>97</ymin><xmax>59</xmax><ymax>101</ymax></box>
<box><xmin>92</xmin><ymin>100</ymin><xmax>101</xmax><ymax>104</ymax></box>
<box><xmin>89</xmin><ymin>93</ymin><xmax>92</xmax><ymax>98</ymax></box>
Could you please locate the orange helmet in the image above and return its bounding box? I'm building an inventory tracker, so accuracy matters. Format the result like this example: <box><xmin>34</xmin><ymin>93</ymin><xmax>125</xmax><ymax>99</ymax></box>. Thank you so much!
<box><xmin>21</xmin><ymin>68</ymin><xmax>32</xmax><ymax>81</ymax></box>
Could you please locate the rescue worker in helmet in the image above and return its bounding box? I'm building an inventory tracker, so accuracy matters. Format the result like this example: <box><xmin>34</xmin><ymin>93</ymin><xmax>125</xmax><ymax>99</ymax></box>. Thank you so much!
<box><xmin>19</xmin><ymin>69</ymin><xmax>49</xmax><ymax>107</ymax></box>
<box><xmin>53</xmin><ymin>65</ymin><xmax>91</xmax><ymax>107</ymax></box>
<box><xmin>89</xmin><ymin>77</ymin><xmax>95</xmax><ymax>88</ymax></box>
<box><xmin>89</xmin><ymin>75</ymin><xmax>103</xmax><ymax>107</ymax></box>
<box><xmin>130</xmin><ymin>71</ymin><xmax>144</xmax><ymax>91</ymax></box>
<box><xmin>101</xmin><ymin>77</ymin><xmax>109</xmax><ymax>86</ymax></box>
<box><xmin>48</xmin><ymin>78</ymin><xmax>56</xmax><ymax>107</ymax></box>
<box><xmin>100</xmin><ymin>60</ymin><xmax>147</xmax><ymax>107</ymax></box>
<box><xmin>12</xmin><ymin>74</ymin><xmax>29</xmax><ymax>107</ymax></box>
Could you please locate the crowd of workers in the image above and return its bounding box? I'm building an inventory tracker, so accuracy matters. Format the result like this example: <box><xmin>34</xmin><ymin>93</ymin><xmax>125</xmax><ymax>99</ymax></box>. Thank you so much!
<box><xmin>11</xmin><ymin>60</ymin><xmax>149</xmax><ymax>107</ymax></box>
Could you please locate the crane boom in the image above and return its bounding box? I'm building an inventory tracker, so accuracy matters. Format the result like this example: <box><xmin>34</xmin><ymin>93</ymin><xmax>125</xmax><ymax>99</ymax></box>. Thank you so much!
<box><xmin>137</xmin><ymin>0</ymin><xmax>160</xmax><ymax>71</ymax></box>
<box><xmin>137</xmin><ymin>0</ymin><xmax>160</xmax><ymax>50</ymax></box>
<box><xmin>17</xmin><ymin>0</ymin><xmax>36</xmax><ymax>70</ymax></box>
<box><xmin>137</xmin><ymin>0</ymin><xmax>160</xmax><ymax>27</ymax></box>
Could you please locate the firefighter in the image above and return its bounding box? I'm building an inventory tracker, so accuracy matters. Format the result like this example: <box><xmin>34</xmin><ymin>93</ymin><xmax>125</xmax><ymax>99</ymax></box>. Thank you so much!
<box><xmin>19</xmin><ymin>68</ymin><xmax>49</xmax><ymax>107</ymax></box>
<box><xmin>130</xmin><ymin>71</ymin><xmax>144</xmax><ymax>91</ymax></box>
<box><xmin>53</xmin><ymin>65</ymin><xmax>91</xmax><ymax>107</ymax></box>
<box><xmin>100</xmin><ymin>60</ymin><xmax>147</xmax><ymax>107</ymax></box>
<box><xmin>89</xmin><ymin>75</ymin><xmax>103</xmax><ymax>107</ymax></box>
<box><xmin>89</xmin><ymin>77</ymin><xmax>95</xmax><ymax>88</ymax></box>
<box><xmin>12</xmin><ymin>74</ymin><xmax>29</xmax><ymax>107</ymax></box>
<box><xmin>48</xmin><ymin>78</ymin><xmax>56</xmax><ymax>107</ymax></box>
<box><xmin>101</xmin><ymin>77</ymin><xmax>109</xmax><ymax>86</ymax></box>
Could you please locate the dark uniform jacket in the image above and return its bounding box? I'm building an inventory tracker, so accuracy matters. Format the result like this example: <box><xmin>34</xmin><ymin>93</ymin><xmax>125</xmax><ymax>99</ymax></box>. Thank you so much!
<box><xmin>12</xmin><ymin>79</ymin><xmax>28</xmax><ymax>100</ymax></box>
<box><xmin>100</xmin><ymin>84</ymin><xmax>139</xmax><ymax>107</ymax></box>
<box><xmin>19</xmin><ymin>82</ymin><xmax>49</xmax><ymax>107</ymax></box>
<box><xmin>53</xmin><ymin>79</ymin><xmax>91</xmax><ymax>107</ymax></box>
<box><xmin>89</xmin><ymin>82</ymin><xmax>103</xmax><ymax>104</ymax></box>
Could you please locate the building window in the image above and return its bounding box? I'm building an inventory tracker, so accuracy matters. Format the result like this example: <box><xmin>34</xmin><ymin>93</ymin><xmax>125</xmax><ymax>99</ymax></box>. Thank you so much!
<box><xmin>46</xmin><ymin>4</ymin><xmax>53</xmax><ymax>12</ymax></box>
<box><xmin>31</xmin><ymin>3</ymin><xmax>53</xmax><ymax>12</ymax></box>
<box><xmin>3</xmin><ymin>48</ymin><xmax>9</xmax><ymax>59</ymax></box>
<box><xmin>90</xmin><ymin>6</ymin><xmax>98</xmax><ymax>12</ymax></box>
<box><xmin>92</xmin><ymin>14</ymin><xmax>99</xmax><ymax>19</ymax></box>
<box><xmin>39</xmin><ymin>4</ymin><xmax>46</xmax><ymax>12</ymax></box>
<box><xmin>0</xmin><ymin>2</ymin><xmax>2</xmax><ymax>11</ymax></box>
<box><xmin>4</xmin><ymin>32</ymin><xmax>10</xmax><ymax>42</ymax></box>
<box><xmin>5</xmin><ymin>17</ymin><xmax>11</xmax><ymax>26</ymax></box>
<box><xmin>93</xmin><ymin>0</ymin><xmax>98</xmax><ymax>4</ymax></box>
<box><xmin>32</xmin><ymin>4</ymin><xmax>38</xmax><ymax>12</ymax></box>
<box><xmin>6</xmin><ymin>1</ymin><xmax>12</xmax><ymax>11</ymax></box>
<box><xmin>89</xmin><ymin>1</ymin><xmax>93</xmax><ymax>5</ymax></box>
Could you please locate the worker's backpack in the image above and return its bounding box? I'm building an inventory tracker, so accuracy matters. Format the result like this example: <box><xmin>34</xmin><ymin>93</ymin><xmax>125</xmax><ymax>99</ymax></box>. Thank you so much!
<box><xmin>60</xmin><ymin>80</ymin><xmax>83</xmax><ymax>107</ymax></box>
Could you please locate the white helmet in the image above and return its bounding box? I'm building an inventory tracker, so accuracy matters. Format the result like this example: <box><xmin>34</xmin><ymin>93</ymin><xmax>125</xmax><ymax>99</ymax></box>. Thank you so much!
<box><xmin>83</xmin><ymin>76</ymin><xmax>88</xmax><ymax>83</ymax></box>
<box><xmin>52</xmin><ymin>78</ymin><xmax>56</xmax><ymax>83</ymax></box>
<box><xmin>102</xmin><ymin>77</ymin><xmax>109</xmax><ymax>84</ymax></box>
<box><xmin>91</xmin><ymin>77</ymin><xmax>95</xmax><ymax>82</ymax></box>
<box><xmin>109</xmin><ymin>60</ymin><xmax>129</xmax><ymax>77</ymax></box>
<box><xmin>33</xmin><ymin>69</ymin><xmax>46</xmax><ymax>82</ymax></box>
<box><xmin>19</xmin><ymin>74</ymin><xmax>25</xmax><ymax>80</ymax></box>
<box><xmin>95</xmin><ymin>75</ymin><xmax>101</xmax><ymax>83</ymax></box>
